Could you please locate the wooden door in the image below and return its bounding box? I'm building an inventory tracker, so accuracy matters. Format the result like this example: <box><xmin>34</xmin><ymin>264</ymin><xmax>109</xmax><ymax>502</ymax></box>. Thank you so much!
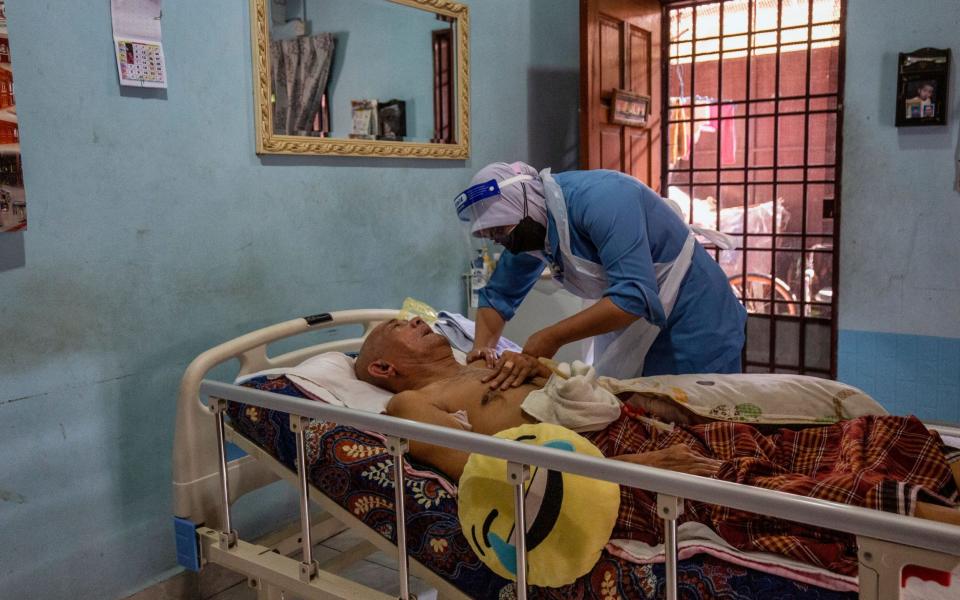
<box><xmin>580</xmin><ymin>0</ymin><xmax>662</xmax><ymax>191</ymax></box>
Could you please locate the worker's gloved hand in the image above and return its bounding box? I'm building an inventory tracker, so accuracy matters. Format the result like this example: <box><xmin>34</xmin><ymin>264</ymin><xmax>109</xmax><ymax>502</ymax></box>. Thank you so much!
<box><xmin>481</xmin><ymin>350</ymin><xmax>550</xmax><ymax>390</ymax></box>
<box><xmin>483</xmin><ymin>351</ymin><xmax>551</xmax><ymax>390</ymax></box>
<box><xmin>466</xmin><ymin>346</ymin><xmax>499</xmax><ymax>368</ymax></box>
<box><xmin>570</xmin><ymin>360</ymin><xmax>593</xmax><ymax>378</ymax></box>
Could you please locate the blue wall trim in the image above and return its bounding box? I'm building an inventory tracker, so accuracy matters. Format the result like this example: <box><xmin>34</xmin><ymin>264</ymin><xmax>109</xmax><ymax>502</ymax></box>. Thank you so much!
<box><xmin>838</xmin><ymin>330</ymin><xmax>960</xmax><ymax>423</ymax></box>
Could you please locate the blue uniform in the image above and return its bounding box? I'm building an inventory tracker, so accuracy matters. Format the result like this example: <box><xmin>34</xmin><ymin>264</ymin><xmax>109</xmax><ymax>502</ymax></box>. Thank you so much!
<box><xmin>479</xmin><ymin>170</ymin><xmax>747</xmax><ymax>376</ymax></box>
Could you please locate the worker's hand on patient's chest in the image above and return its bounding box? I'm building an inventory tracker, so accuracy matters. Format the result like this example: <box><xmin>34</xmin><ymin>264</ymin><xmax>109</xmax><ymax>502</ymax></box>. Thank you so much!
<box><xmin>482</xmin><ymin>350</ymin><xmax>551</xmax><ymax>390</ymax></box>
<box><xmin>466</xmin><ymin>346</ymin><xmax>499</xmax><ymax>368</ymax></box>
<box><xmin>522</xmin><ymin>328</ymin><xmax>562</xmax><ymax>360</ymax></box>
<box><xmin>613</xmin><ymin>445</ymin><xmax>721</xmax><ymax>478</ymax></box>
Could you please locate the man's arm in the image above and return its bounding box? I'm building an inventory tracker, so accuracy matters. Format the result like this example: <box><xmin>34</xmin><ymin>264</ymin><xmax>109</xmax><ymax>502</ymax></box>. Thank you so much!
<box><xmin>386</xmin><ymin>391</ymin><xmax>471</xmax><ymax>481</ymax></box>
<box><xmin>612</xmin><ymin>445</ymin><xmax>721</xmax><ymax>477</ymax></box>
<box><xmin>916</xmin><ymin>501</ymin><xmax>960</xmax><ymax>526</ymax></box>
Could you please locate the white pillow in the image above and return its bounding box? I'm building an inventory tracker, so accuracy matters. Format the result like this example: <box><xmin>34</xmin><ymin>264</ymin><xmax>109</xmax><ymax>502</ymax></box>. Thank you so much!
<box><xmin>600</xmin><ymin>373</ymin><xmax>887</xmax><ymax>426</ymax></box>
<box><xmin>236</xmin><ymin>352</ymin><xmax>393</xmax><ymax>413</ymax></box>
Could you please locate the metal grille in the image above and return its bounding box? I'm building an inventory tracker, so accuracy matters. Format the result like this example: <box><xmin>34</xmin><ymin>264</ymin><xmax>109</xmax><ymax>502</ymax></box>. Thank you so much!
<box><xmin>663</xmin><ymin>0</ymin><xmax>844</xmax><ymax>377</ymax></box>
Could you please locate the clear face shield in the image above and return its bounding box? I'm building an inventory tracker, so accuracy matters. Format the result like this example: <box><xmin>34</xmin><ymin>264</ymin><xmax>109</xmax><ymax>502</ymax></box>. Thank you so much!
<box><xmin>454</xmin><ymin>174</ymin><xmax>541</xmax><ymax>258</ymax></box>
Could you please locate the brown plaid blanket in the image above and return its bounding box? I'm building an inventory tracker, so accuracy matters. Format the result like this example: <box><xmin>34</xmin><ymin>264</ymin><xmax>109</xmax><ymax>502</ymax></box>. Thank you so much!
<box><xmin>583</xmin><ymin>410</ymin><xmax>960</xmax><ymax>576</ymax></box>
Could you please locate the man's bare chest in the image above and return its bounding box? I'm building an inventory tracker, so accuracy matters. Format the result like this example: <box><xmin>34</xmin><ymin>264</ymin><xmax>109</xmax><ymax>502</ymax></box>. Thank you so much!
<box><xmin>420</xmin><ymin>371</ymin><xmax>541</xmax><ymax>432</ymax></box>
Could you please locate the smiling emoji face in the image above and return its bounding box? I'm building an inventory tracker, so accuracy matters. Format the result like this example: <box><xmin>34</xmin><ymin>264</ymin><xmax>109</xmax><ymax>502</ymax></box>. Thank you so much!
<box><xmin>457</xmin><ymin>423</ymin><xmax>620</xmax><ymax>588</ymax></box>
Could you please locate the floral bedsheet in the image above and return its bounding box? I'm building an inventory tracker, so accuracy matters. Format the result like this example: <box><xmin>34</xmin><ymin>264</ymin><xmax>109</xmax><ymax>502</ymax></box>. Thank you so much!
<box><xmin>226</xmin><ymin>375</ymin><xmax>856</xmax><ymax>600</ymax></box>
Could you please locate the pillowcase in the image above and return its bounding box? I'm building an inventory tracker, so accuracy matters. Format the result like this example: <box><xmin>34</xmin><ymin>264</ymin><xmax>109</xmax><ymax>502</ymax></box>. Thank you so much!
<box><xmin>236</xmin><ymin>352</ymin><xmax>393</xmax><ymax>413</ymax></box>
<box><xmin>599</xmin><ymin>373</ymin><xmax>887</xmax><ymax>426</ymax></box>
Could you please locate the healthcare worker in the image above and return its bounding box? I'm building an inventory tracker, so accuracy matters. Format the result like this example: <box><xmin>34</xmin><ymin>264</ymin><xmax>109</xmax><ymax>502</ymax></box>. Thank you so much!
<box><xmin>455</xmin><ymin>161</ymin><xmax>747</xmax><ymax>389</ymax></box>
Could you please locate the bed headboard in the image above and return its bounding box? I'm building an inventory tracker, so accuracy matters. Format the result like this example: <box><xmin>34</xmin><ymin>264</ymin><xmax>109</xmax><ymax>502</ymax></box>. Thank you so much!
<box><xmin>172</xmin><ymin>309</ymin><xmax>398</xmax><ymax>527</ymax></box>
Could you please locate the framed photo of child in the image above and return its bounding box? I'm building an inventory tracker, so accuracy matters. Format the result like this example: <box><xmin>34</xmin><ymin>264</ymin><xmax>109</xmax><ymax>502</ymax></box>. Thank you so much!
<box><xmin>896</xmin><ymin>48</ymin><xmax>950</xmax><ymax>127</ymax></box>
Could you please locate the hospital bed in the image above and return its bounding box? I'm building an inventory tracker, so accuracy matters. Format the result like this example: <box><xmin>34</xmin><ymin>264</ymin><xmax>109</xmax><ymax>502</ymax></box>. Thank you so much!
<box><xmin>173</xmin><ymin>309</ymin><xmax>960</xmax><ymax>600</ymax></box>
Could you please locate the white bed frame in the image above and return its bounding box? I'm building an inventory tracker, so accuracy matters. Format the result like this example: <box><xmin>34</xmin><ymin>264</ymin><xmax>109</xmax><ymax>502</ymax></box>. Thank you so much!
<box><xmin>173</xmin><ymin>309</ymin><xmax>960</xmax><ymax>600</ymax></box>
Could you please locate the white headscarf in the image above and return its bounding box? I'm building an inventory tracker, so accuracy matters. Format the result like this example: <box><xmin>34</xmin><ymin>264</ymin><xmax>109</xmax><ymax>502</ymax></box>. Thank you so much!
<box><xmin>467</xmin><ymin>161</ymin><xmax>548</xmax><ymax>237</ymax></box>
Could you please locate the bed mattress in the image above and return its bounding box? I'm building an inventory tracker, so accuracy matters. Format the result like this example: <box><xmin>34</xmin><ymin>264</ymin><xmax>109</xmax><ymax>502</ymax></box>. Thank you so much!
<box><xmin>226</xmin><ymin>375</ymin><xmax>861</xmax><ymax>599</ymax></box>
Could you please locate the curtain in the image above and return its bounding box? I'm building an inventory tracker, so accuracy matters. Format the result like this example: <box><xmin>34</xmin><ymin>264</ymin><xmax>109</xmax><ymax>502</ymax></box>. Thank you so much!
<box><xmin>271</xmin><ymin>33</ymin><xmax>335</xmax><ymax>136</ymax></box>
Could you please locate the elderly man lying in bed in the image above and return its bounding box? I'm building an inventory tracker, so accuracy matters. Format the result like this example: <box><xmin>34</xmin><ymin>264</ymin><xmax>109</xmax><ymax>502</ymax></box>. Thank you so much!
<box><xmin>355</xmin><ymin>317</ymin><xmax>960</xmax><ymax>574</ymax></box>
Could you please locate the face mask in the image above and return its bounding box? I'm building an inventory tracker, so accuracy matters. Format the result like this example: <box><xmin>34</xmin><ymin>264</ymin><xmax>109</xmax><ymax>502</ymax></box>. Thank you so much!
<box><xmin>501</xmin><ymin>216</ymin><xmax>547</xmax><ymax>254</ymax></box>
<box><xmin>500</xmin><ymin>183</ymin><xmax>546</xmax><ymax>254</ymax></box>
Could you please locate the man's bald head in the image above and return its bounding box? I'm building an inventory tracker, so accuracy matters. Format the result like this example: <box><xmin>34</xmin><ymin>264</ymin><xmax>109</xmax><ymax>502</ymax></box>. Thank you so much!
<box><xmin>354</xmin><ymin>317</ymin><xmax>457</xmax><ymax>393</ymax></box>
<box><xmin>355</xmin><ymin>323</ymin><xmax>390</xmax><ymax>387</ymax></box>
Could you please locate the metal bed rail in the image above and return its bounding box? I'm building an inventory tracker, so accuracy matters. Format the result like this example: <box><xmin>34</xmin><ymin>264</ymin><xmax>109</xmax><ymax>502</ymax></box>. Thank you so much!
<box><xmin>200</xmin><ymin>379</ymin><xmax>960</xmax><ymax>600</ymax></box>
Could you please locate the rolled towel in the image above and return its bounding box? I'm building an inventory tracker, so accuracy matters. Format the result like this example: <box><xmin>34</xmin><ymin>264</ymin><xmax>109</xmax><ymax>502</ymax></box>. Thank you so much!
<box><xmin>521</xmin><ymin>361</ymin><xmax>622</xmax><ymax>432</ymax></box>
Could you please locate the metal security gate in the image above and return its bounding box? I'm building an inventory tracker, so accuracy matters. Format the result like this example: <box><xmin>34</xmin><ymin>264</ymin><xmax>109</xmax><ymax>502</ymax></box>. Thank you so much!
<box><xmin>662</xmin><ymin>0</ymin><xmax>844</xmax><ymax>377</ymax></box>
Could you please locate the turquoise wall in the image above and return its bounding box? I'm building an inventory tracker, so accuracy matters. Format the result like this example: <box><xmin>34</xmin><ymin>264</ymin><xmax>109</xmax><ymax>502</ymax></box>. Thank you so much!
<box><xmin>0</xmin><ymin>1</ymin><xmax>578</xmax><ymax>598</ymax></box>
<box><xmin>837</xmin><ymin>0</ymin><xmax>960</xmax><ymax>422</ymax></box>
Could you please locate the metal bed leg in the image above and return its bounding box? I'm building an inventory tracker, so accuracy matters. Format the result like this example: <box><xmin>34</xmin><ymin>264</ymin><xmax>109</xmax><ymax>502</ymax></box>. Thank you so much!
<box><xmin>290</xmin><ymin>415</ymin><xmax>318</xmax><ymax>582</ymax></box>
<box><xmin>387</xmin><ymin>437</ymin><xmax>413</xmax><ymax>600</ymax></box>
<box><xmin>507</xmin><ymin>462</ymin><xmax>531</xmax><ymax>600</ymax></box>
<box><xmin>657</xmin><ymin>494</ymin><xmax>684</xmax><ymax>600</ymax></box>
<box><xmin>211</xmin><ymin>398</ymin><xmax>237</xmax><ymax>549</ymax></box>
<box><xmin>252</xmin><ymin>579</ymin><xmax>283</xmax><ymax>600</ymax></box>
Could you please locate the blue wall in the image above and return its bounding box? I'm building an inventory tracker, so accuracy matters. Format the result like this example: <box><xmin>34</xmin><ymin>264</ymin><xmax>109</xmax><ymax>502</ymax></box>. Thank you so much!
<box><xmin>0</xmin><ymin>1</ymin><xmax>578</xmax><ymax>598</ymax></box>
<box><xmin>838</xmin><ymin>0</ymin><xmax>960</xmax><ymax>422</ymax></box>
<box><xmin>838</xmin><ymin>330</ymin><xmax>960</xmax><ymax>422</ymax></box>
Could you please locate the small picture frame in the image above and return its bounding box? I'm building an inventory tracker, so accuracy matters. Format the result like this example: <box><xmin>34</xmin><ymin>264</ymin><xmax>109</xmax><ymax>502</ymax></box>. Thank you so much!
<box><xmin>349</xmin><ymin>99</ymin><xmax>378</xmax><ymax>139</ymax></box>
<box><xmin>895</xmin><ymin>48</ymin><xmax>950</xmax><ymax>127</ymax></box>
<box><xmin>377</xmin><ymin>99</ymin><xmax>407</xmax><ymax>141</ymax></box>
<box><xmin>609</xmin><ymin>89</ymin><xmax>650</xmax><ymax>127</ymax></box>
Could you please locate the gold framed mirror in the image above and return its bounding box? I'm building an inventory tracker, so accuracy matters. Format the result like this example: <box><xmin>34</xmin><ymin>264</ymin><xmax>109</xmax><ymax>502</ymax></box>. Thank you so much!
<box><xmin>250</xmin><ymin>0</ymin><xmax>469</xmax><ymax>159</ymax></box>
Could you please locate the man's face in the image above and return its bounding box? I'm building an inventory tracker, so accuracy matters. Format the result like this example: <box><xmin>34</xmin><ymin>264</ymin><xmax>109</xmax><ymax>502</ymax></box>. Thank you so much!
<box><xmin>368</xmin><ymin>317</ymin><xmax>450</xmax><ymax>361</ymax></box>
<box><xmin>919</xmin><ymin>84</ymin><xmax>934</xmax><ymax>100</ymax></box>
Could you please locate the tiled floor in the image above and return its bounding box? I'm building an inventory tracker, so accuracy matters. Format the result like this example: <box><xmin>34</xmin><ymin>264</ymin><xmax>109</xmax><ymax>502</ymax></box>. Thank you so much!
<box><xmin>130</xmin><ymin>528</ymin><xmax>438</xmax><ymax>600</ymax></box>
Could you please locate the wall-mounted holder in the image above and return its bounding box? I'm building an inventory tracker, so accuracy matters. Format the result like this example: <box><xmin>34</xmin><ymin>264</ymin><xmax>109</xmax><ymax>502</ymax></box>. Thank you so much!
<box><xmin>609</xmin><ymin>89</ymin><xmax>650</xmax><ymax>128</ymax></box>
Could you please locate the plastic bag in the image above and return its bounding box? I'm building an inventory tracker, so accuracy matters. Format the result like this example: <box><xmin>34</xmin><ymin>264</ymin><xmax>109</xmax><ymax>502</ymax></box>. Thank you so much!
<box><xmin>398</xmin><ymin>297</ymin><xmax>439</xmax><ymax>324</ymax></box>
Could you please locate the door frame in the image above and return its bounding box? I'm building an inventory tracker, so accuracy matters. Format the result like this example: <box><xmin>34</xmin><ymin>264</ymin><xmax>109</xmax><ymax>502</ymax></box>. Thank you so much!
<box><xmin>579</xmin><ymin>0</ymin><xmax>598</xmax><ymax>169</ymax></box>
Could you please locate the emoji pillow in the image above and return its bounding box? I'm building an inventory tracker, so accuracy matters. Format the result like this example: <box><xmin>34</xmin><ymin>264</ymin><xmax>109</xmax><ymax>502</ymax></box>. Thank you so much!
<box><xmin>457</xmin><ymin>423</ymin><xmax>620</xmax><ymax>587</ymax></box>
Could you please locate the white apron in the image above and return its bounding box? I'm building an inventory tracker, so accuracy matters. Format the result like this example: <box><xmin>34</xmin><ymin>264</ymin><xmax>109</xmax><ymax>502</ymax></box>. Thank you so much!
<box><xmin>540</xmin><ymin>169</ymin><xmax>731</xmax><ymax>380</ymax></box>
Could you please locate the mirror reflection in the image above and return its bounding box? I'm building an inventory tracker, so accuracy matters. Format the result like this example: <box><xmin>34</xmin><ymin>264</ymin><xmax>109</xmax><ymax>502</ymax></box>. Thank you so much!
<box><xmin>268</xmin><ymin>0</ymin><xmax>457</xmax><ymax>144</ymax></box>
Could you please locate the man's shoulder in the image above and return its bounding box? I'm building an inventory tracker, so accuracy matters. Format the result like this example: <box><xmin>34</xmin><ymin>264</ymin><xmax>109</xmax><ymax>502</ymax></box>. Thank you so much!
<box><xmin>385</xmin><ymin>389</ymin><xmax>421</xmax><ymax>416</ymax></box>
<box><xmin>386</xmin><ymin>374</ymin><xmax>468</xmax><ymax>412</ymax></box>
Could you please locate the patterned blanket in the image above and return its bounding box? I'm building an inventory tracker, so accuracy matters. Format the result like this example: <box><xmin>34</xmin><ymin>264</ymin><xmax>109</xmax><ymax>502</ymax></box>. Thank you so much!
<box><xmin>227</xmin><ymin>375</ymin><xmax>859</xmax><ymax>599</ymax></box>
<box><xmin>586</xmin><ymin>407</ymin><xmax>960</xmax><ymax>576</ymax></box>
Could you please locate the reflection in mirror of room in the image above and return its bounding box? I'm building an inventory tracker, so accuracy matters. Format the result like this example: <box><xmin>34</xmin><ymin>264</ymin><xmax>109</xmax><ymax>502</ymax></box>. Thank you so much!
<box><xmin>268</xmin><ymin>0</ymin><xmax>455</xmax><ymax>143</ymax></box>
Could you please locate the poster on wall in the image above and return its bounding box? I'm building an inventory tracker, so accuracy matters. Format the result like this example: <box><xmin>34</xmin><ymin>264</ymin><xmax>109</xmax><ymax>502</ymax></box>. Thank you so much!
<box><xmin>0</xmin><ymin>0</ymin><xmax>26</xmax><ymax>233</ymax></box>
